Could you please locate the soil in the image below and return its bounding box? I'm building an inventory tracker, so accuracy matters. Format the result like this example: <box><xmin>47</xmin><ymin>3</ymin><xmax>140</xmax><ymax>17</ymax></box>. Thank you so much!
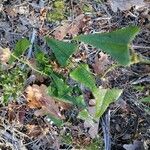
<box><xmin>0</xmin><ymin>0</ymin><xmax>150</xmax><ymax>149</ymax></box>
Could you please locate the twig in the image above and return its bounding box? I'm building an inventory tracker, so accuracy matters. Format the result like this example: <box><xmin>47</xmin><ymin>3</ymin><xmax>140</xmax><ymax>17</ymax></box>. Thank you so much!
<box><xmin>1</xmin><ymin>130</ymin><xmax>27</xmax><ymax>150</ymax></box>
<box><xmin>132</xmin><ymin>45</ymin><xmax>150</xmax><ymax>49</ymax></box>
<box><xmin>27</xmin><ymin>28</ymin><xmax>37</xmax><ymax>59</ymax></box>
<box><xmin>21</xmin><ymin>28</ymin><xmax>36</xmax><ymax>69</ymax></box>
<box><xmin>131</xmin><ymin>76</ymin><xmax>150</xmax><ymax>85</ymax></box>
<box><xmin>11</xmin><ymin>53</ymin><xmax>48</xmax><ymax>77</ymax></box>
<box><xmin>101</xmin><ymin>110</ymin><xmax>111</xmax><ymax>150</ymax></box>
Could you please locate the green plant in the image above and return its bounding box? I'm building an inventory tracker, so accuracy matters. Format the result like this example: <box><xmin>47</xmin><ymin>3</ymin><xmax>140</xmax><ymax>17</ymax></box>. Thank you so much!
<box><xmin>0</xmin><ymin>26</ymin><xmax>141</xmax><ymax>122</ymax></box>
<box><xmin>141</xmin><ymin>96</ymin><xmax>150</xmax><ymax>103</ymax></box>
<box><xmin>0</xmin><ymin>65</ymin><xmax>27</xmax><ymax>103</ymax></box>
<box><xmin>47</xmin><ymin>0</ymin><xmax>66</xmax><ymax>22</ymax></box>
<box><xmin>85</xmin><ymin>138</ymin><xmax>104</xmax><ymax>150</ymax></box>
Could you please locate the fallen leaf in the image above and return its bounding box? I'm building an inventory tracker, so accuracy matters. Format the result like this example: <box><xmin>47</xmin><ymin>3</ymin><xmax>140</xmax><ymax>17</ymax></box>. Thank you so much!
<box><xmin>39</xmin><ymin>8</ymin><xmax>47</xmax><ymax>22</ymax></box>
<box><xmin>53</xmin><ymin>22</ymin><xmax>69</xmax><ymax>40</ymax></box>
<box><xmin>84</xmin><ymin>106</ymin><xmax>99</xmax><ymax>139</ymax></box>
<box><xmin>25</xmin><ymin>84</ymin><xmax>66</xmax><ymax>119</ymax></box>
<box><xmin>26</xmin><ymin>124</ymin><xmax>42</xmax><ymax>137</ymax></box>
<box><xmin>53</xmin><ymin>14</ymin><xmax>85</xmax><ymax>40</ymax></box>
<box><xmin>88</xmin><ymin>122</ymin><xmax>99</xmax><ymax>139</ymax></box>
<box><xmin>67</xmin><ymin>14</ymin><xmax>85</xmax><ymax>36</ymax></box>
<box><xmin>7</xmin><ymin>103</ymin><xmax>26</xmax><ymax>124</ymax></box>
<box><xmin>17</xmin><ymin>106</ymin><xmax>26</xmax><ymax>124</ymax></box>
<box><xmin>92</xmin><ymin>52</ymin><xmax>109</xmax><ymax>75</ymax></box>
<box><xmin>110</xmin><ymin>0</ymin><xmax>145</xmax><ymax>12</ymax></box>
<box><xmin>5</xmin><ymin>7</ymin><xmax>17</xmax><ymax>17</ymax></box>
<box><xmin>0</xmin><ymin>47</ymin><xmax>11</xmax><ymax>64</ymax></box>
<box><xmin>8</xmin><ymin>103</ymin><xmax>16</xmax><ymax>122</ymax></box>
<box><xmin>25</xmin><ymin>84</ymin><xmax>42</xmax><ymax>108</ymax></box>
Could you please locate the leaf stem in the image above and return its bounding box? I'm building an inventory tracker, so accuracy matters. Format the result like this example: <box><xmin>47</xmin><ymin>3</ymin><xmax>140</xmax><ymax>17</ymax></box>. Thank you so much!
<box><xmin>11</xmin><ymin>53</ymin><xmax>49</xmax><ymax>77</ymax></box>
<box><xmin>101</xmin><ymin>64</ymin><xmax>119</xmax><ymax>79</ymax></box>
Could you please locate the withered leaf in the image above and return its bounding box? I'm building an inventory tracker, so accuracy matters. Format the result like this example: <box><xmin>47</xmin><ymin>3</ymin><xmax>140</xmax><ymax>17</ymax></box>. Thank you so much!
<box><xmin>110</xmin><ymin>0</ymin><xmax>145</xmax><ymax>12</ymax></box>
<box><xmin>84</xmin><ymin>106</ymin><xmax>99</xmax><ymax>139</ymax></box>
<box><xmin>92</xmin><ymin>52</ymin><xmax>109</xmax><ymax>75</ymax></box>
<box><xmin>53</xmin><ymin>14</ymin><xmax>85</xmax><ymax>40</ymax></box>
<box><xmin>0</xmin><ymin>47</ymin><xmax>11</xmax><ymax>64</ymax></box>
<box><xmin>26</xmin><ymin>124</ymin><xmax>42</xmax><ymax>137</ymax></box>
<box><xmin>25</xmin><ymin>84</ymin><xmax>66</xmax><ymax>119</ymax></box>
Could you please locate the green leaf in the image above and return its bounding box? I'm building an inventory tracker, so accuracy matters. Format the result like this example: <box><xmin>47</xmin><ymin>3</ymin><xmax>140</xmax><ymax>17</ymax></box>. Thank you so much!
<box><xmin>93</xmin><ymin>88</ymin><xmax>122</xmax><ymax>118</ymax></box>
<box><xmin>86</xmin><ymin>138</ymin><xmax>103</xmax><ymax>150</ymax></box>
<box><xmin>70</xmin><ymin>64</ymin><xmax>97</xmax><ymax>91</ymax></box>
<box><xmin>141</xmin><ymin>96</ymin><xmax>150</xmax><ymax>103</ymax></box>
<box><xmin>34</xmin><ymin>45</ymin><xmax>53</xmax><ymax>75</ymax></box>
<box><xmin>14</xmin><ymin>38</ymin><xmax>30</xmax><ymax>57</ymax></box>
<box><xmin>70</xmin><ymin>64</ymin><xmax>122</xmax><ymax>118</ymax></box>
<box><xmin>35</xmin><ymin>46</ymin><xmax>48</xmax><ymax>63</ymax></box>
<box><xmin>75</xmin><ymin>26</ymin><xmax>140</xmax><ymax>65</ymax></box>
<box><xmin>47</xmin><ymin>114</ymin><xmax>63</xmax><ymax>127</ymax></box>
<box><xmin>78</xmin><ymin>109</ymin><xmax>93</xmax><ymax>123</ymax></box>
<box><xmin>75</xmin><ymin>95</ymin><xmax>86</xmax><ymax>109</ymax></box>
<box><xmin>51</xmin><ymin>73</ymin><xmax>70</xmax><ymax>97</ymax></box>
<box><xmin>49</xmin><ymin>74</ymin><xmax>86</xmax><ymax>107</ymax></box>
<box><xmin>46</xmin><ymin>37</ymin><xmax>77</xmax><ymax>66</ymax></box>
<box><xmin>62</xmin><ymin>133</ymin><xmax>72</xmax><ymax>145</ymax></box>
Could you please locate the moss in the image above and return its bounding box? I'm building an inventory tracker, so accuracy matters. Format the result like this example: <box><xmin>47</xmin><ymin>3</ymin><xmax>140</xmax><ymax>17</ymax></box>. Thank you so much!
<box><xmin>47</xmin><ymin>0</ymin><xmax>66</xmax><ymax>22</ymax></box>
<box><xmin>82</xmin><ymin>4</ymin><xmax>93</xmax><ymax>13</ymax></box>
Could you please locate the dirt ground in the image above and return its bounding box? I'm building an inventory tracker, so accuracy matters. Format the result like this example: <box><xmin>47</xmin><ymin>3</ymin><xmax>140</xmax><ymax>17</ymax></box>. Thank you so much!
<box><xmin>0</xmin><ymin>0</ymin><xmax>150</xmax><ymax>150</ymax></box>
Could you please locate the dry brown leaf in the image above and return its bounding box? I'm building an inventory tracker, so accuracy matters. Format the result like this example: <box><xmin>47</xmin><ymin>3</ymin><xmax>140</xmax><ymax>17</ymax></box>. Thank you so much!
<box><xmin>53</xmin><ymin>14</ymin><xmax>85</xmax><ymax>40</ymax></box>
<box><xmin>7</xmin><ymin>103</ymin><xmax>26</xmax><ymax>124</ymax></box>
<box><xmin>26</xmin><ymin>124</ymin><xmax>42</xmax><ymax>137</ymax></box>
<box><xmin>88</xmin><ymin>123</ymin><xmax>99</xmax><ymax>139</ymax></box>
<box><xmin>51</xmin><ymin>61</ymin><xmax>70</xmax><ymax>76</ymax></box>
<box><xmin>110</xmin><ymin>0</ymin><xmax>145</xmax><ymax>12</ymax></box>
<box><xmin>25</xmin><ymin>84</ymin><xmax>42</xmax><ymax>108</ymax></box>
<box><xmin>53</xmin><ymin>23</ymin><xmax>69</xmax><ymax>40</ymax></box>
<box><xmin>0</xmin><ymin>47</ymin><xmax>11</xmax><ymax>64</ymax></box>
<box><xmin>67</xmin><ymin>14</ymin><xmax>85</xmax><ymax>36</ymax></box>
<box><xmin>39</xmin><ymin>8</ymin><xmax>47</xmax><ymax>22</ymax></box>
<box><xmin>5</xmin><ymin>7</ymin><xmax>17</xmax><ymax>17</ymax></box>
<box><xmin>92</xmin><ymin>52</ymin><xmax>109</xmax><ymax>75</ymax></box>
<box><xmin>84</xmin><ymin>106</ymin><xmax>99</xmax><ymax>139</ymax></box>
<box><xmin>25</xmin><ymin>84</ymin><xmax>66</xmax><ymax>119</ymax></box>
<box><xmin>17</xmin><ymin>106</ymin><xmax>26</xmax><ymax>124</ymax></box>
<box><xmin>8</xmin><ymin>104</ymin><xmax>16</xmax><ymax>122</ymax></box>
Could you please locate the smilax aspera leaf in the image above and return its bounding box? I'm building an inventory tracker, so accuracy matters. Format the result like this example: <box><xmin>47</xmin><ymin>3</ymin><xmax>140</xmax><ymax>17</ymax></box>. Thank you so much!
<box><xmin>46</xmin><ymin>37</ymin><xmax>77</xmax><ymax>67</ymax></box>
<box><xmin>75</xmin><ymin>26</ymin><xmax>140</xmax><ymax>65</ymax></box>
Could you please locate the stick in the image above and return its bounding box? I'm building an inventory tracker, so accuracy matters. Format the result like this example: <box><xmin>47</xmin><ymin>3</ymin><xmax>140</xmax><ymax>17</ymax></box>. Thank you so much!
<box><xmin>101</xmin><ymin>109</ymin><xmax>111</xmax><ymax>150</ymax></box>
<box><xmin>21</xmin><ymin>28</ymin><xmax>36</xmax><ymax>69</ymax></box>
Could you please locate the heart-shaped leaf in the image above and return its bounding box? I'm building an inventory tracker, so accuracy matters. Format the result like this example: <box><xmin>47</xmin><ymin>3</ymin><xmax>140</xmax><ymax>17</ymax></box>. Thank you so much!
<box><xmin>46</xmin><ymin>37</ymin><xmax>77</xmax><ymax>66</ymax></box>
<box><xmin>75</xmin><ymin>26</ymin><xmax>140</xmax><ymax>65</ymax></box>
<box><xmin>70</xmin><ymin>64</ymin><xmax>97</xmax><ymax>91</ymax></box>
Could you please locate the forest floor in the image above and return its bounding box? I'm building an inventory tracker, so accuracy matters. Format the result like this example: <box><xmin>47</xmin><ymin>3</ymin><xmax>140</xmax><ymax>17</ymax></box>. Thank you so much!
<box><xmin>0</xmin><ymin>0</ymin><xmax>150</xmax><ymax>150</ymax></box>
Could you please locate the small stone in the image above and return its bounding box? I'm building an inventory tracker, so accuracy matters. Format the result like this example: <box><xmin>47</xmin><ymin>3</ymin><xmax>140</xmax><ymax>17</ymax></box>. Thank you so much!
<box><xmin>89</xmin><ymin>99</ymin><xmax>96</xmax><ymax>106</ymax></box>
